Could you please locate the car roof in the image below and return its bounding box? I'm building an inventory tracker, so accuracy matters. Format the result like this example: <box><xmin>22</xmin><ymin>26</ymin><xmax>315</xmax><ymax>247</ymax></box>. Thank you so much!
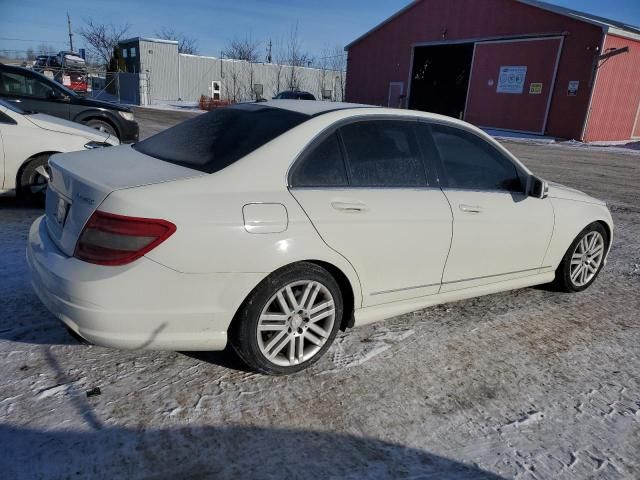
<box><xmin>261</xmin><ymin>100</ymin><xmax>374</xmax><ymax>116</ymax></box>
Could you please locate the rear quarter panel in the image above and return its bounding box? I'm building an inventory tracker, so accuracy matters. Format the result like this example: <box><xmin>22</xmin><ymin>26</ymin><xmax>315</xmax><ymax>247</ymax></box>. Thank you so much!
<box><xmin>98</xmin><ymin>135</ymin><xmax>365</xmax><ymax>308</ymax></box>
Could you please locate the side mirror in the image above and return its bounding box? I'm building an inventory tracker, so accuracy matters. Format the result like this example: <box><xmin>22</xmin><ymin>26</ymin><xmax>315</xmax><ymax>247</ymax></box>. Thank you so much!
<box><xmin>529</xmin><ymin>176</ymin><xmax>549</xmax><ymax>199</ymax></box>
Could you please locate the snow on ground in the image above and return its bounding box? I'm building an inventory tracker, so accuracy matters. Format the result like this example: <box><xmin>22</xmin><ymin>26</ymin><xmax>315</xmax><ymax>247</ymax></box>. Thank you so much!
<box><xmin>0</xmin><ymin>114</ymin><xmax>638</xmax><ymax>479</ymax></box>
<box><xmin>484</xmin><ymin>129</ymin><xmax>640</xmax><ymax>156</ymax></box>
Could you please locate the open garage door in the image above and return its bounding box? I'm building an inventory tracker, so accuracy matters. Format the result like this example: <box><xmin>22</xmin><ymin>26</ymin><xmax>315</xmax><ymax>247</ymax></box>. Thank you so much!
<box><xmin>465</xmin><ymin>37</ymin><xmax>563</xmax><ymax>134</ymax></box>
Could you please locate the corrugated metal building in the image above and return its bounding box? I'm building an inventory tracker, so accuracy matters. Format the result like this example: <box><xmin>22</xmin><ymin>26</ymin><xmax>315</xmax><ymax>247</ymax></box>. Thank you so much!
<box><xmin>118</xmin><ymin>37</ymin><xmax>345</xmax><ymax>105</ymax></box>
<box><xmin>344</xmin><ymin>0</ymin><xmax>640</xmax><ymax>141</ymax></box>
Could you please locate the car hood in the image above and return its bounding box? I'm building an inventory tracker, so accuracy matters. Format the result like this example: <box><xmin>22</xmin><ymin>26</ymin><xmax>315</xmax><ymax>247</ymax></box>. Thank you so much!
<box><xmin>70</xmin><ymin>96</ymin><xmax>130</xmax><ymax>112</ymax></box>
<box><xmin>25</xmin><ymin>113</ymin><xmax>118</xmax><ymax>144</ymax></box>
<box><xmin>547</xmin><ymin>181</ymin><xmax>605</xmax><ymax>206</ymax></box>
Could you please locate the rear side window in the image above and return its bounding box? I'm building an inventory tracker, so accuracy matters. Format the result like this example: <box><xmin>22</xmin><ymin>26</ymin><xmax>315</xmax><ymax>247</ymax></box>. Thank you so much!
<box><xmin>339</xmin><ymin>120</ymin><xmax>427</xmax><ymax>187</ymax></box>
<box><xmin>290</xmin><ymin>133</ymin><xmax>347</xmax><ymax>187</ymax></box>
<box><xmin>431</xmin><ymin>124</ymin><xmax>523</xmax><ymax>192</ymax></box>
<box><xmin>133</xmin><ymin>104</ymin><xmax>309</xmax><ymax>174</ymax></box>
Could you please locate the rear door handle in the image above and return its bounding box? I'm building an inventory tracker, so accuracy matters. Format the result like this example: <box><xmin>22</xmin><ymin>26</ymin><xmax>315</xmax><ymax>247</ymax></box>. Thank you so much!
<box><xmin>331</xmin><ymin>201</ymin><xmax>369</xmax><ymax>213</ymax></box>
<box><xmin>459</xmin><ymin>204</ymin><xmax>483</xmax><ymax>214</ymax></box>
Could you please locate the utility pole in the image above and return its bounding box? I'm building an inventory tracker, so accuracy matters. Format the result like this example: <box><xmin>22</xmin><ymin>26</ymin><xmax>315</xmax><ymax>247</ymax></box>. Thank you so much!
<box><xmin>266</xmin><ymin>39</ymin><xmax>272</xmax><ymax>63</ymax></box>
<box><xmin>67</xmin><ymin>12</ymin><xmax>74</xmax><ymax>51</ymax></box>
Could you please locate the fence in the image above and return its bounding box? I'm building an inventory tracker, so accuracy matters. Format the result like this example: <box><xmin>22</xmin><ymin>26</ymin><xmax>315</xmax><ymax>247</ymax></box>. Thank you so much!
<box><xmin>35</xmin><ymin>62</ymin><xmax>345</xmax><ymax>107</ymax></box>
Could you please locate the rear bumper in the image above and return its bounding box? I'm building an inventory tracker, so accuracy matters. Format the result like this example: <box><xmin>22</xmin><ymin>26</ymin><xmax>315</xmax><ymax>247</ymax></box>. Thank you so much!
<box><xmin>26</xmin><ymin>216</ymin><xmax>263</xmax><ymax>351</ymax></box>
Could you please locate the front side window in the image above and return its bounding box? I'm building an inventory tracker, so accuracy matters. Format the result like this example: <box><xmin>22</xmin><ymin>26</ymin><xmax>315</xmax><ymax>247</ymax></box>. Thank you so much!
<box><xmin>339</xmin><ymin>120</ymin><xmax>427</xmax><ymax>187</ymax></box>
<box><xmin>431</xmin><ymin>124</ymin><xmax>523</xmax><ymax>192</ymax></box>
<box><xmin>134</xmin><ymin>104</ymin><xmax>309</xmax><ymax>174</ymax></box>
<box><xmin>0</xmin><ymin>72</ymin><xmax>54</xmax><ymax>99</ymax></box>
<box><xmin>290</xmin><ymin>133</ymin><xmax>347</xmax><ymax>187</ymax></box>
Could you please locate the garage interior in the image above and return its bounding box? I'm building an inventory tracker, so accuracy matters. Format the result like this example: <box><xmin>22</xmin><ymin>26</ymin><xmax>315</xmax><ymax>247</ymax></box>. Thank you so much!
<box><xmin>408</xmin><ymin>43</ymin><xmax>474</xmax><ymax>120</ymax></box>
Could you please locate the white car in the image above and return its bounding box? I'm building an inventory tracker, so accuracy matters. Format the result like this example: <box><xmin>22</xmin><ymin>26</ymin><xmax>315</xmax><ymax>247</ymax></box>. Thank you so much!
<box><xmin>0</xmin><ymin>99</ymin><xmax>119</xmax><ymax>202</ymax></box>
<box><xmin>26</xmin><ymin>101</ymin><xmax>613</xmax><ymax>374</ymax></box>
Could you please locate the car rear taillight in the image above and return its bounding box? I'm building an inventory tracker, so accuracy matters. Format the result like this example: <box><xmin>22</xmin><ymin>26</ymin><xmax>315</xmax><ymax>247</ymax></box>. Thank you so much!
<box><xmin>74</xmin><ymin>211</ymin><xmax>176</xmax><ymax>266</ymax></box>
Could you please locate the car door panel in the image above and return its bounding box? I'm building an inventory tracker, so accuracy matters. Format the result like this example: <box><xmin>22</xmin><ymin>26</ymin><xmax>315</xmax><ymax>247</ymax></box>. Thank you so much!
<box><xmin>292</xmin><ymin>188</ymin><xmax>452</xmax><ymax>306</ymax></box>
<box><xmin>440</xmin><ymin>190</ymin><xmax>554</xmax><ymax>291</ymax></box>
<box><xmin>290</xmin><ymin>120</ymin><xmax>453</xmax><ymax>307</ymax></box>
<box><xmin>425</xmin><ymin>123</ymin><xmax>555</xmax><ymax>292</ymax></box>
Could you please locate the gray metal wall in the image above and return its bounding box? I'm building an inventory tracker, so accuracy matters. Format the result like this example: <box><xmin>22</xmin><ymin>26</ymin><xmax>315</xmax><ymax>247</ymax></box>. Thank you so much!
<box><xmin>178</xmin><ymin>54</ymin><xmax>345</xmax><ymax>102</ymax></box>
<box><xmin>119</xmin><ymin>38</ymin><xmax>345</xmax><ymax>105</ymax></box>
<box><xmin>138</xmin><ymin>39</ymin><xmax>179</xmax><ymax>103</ymax></box>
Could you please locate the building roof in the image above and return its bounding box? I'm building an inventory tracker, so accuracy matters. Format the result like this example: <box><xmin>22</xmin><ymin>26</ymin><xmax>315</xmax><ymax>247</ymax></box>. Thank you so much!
<box><xmin>118</xmin><ymin>37</ymin><xmax>179</xmax><ymax>46</ymax></box>
<box><xmin>345</xmin><ymin>0</ymin><xmax>640</xmax><ymax>49</ymax></box>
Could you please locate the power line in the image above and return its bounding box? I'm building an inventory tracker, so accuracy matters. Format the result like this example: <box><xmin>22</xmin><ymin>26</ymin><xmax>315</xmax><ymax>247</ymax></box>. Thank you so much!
<box><xmin>0</xmin><ymin>37</ymin><xmax>68</xmax><ymax>44</ymax></box>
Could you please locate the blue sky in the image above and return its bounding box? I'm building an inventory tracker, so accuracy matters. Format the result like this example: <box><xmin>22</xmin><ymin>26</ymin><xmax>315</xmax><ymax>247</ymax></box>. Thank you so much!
<box><xmin>1</xmin><ymin>0</ymin><xmax>639</xmax><ymax>60</ymax></box>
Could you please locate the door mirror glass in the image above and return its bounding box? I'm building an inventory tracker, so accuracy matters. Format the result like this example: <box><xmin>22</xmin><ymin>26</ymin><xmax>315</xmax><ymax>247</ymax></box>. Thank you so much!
<box><xmin>529</xmin><ymin>176</ymin><xmax>549</xmax><ymax>199</ymax></box>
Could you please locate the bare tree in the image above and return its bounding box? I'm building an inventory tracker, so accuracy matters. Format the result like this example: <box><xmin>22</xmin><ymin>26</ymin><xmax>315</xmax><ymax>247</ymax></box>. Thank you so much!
<box><xmin>77</xmin><ymin>19</ymin><xmax>130</xmax><ymax>66</ymax></box>
<box><xmin>284</xmin><ymin>23</ymin><xmax>313</xmax><ymax>91</ymax></box>
<box><xmin>154</xmin><ymin>27</ymin><xmax>199</xmax><ymax>54</ymax></box>
<box><xmin>315</xmin><ymin>46</ymin><xmax>331</xmax><ymax>99</ymax></box>
<box><xmin>222</xmin><ymin>36</ymin><xmax>260</xmax><ymax>62</ymax></box>
<box><xmin>36</xmin><ymin>43</ymin><xmax>56</xmax><ymax>56</ymax></box>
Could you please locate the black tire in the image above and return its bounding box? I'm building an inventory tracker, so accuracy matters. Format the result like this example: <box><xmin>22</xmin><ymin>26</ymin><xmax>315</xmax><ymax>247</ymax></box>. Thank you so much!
<box><xmin>85</xmin><ymin>119</ymin><xmax>117</xmax><ymax>137</ymax></box>
<box><xmin>552</xmin><ymin>222</ymin><xmax>608</xmax><ymax>293</ymax></box>
<box><xmin>230</xmin><ymin>262</ymin><xmax>344</xmax><ymax>375</ymax></box>
<box><xmin>17</xmin><ymin>154</ymin><xmax>51</xmax><ymax>206</ymax></box>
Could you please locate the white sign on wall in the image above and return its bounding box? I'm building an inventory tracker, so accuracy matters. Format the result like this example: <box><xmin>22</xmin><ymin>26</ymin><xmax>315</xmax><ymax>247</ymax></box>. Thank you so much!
<box><xmin>497</xmin><ymin>66</ymin><xmax>527</xmax><ymax>94</ymax></box>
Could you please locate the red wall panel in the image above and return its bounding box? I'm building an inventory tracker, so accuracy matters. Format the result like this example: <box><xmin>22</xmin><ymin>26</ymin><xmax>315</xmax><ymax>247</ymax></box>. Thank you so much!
<box><xmin>584</xmin><ymin>34</ymin><xmax>640</xmax><ymax>142</ymax></box>
<box><xmin>465</xmin><ymin>38</ymin><xmax>562</xmax><ymax>133</ymax></box>
<box><xmin>346</xmin><ymin>0</ymin><xmax>603</xmax><ymax>139</ymax></box>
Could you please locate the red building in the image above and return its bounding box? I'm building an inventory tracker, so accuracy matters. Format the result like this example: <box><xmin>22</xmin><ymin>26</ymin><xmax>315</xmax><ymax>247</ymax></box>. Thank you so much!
<box><xmin>345</xmin><ymin>0</ymin><xmax>640</xmax><ymax>142</ymax></box>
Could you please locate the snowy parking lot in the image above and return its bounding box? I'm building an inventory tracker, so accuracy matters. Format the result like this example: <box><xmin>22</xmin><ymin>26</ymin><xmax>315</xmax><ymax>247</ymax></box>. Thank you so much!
<box><xmin>1</xmin><ymin>108</ymin><xmax>639</xmax><ymax>479</ymax></box>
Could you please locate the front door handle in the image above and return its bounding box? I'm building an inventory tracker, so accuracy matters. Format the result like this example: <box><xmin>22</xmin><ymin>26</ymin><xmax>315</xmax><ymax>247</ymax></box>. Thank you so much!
<box><xmin>459</xmin><ymin>204</ymin><xmax>483</xmax><ymax>214</ymax></box>
<box><xmin>331</xmin><ymin>201</ymin><xmax>369</xmax><ymax>213</ymax></box>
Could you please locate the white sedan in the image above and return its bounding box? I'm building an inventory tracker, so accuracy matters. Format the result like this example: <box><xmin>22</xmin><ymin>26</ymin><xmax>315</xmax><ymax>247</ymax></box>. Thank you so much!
<box><xmin>0</xmin><ymin>99</ymin><xmax>118</xmax><ymax>202</ymax></box>
<box><xmin>27</xmin><ymin>101</ymin><xmax>613</xmax><ymax>374</ymax></box>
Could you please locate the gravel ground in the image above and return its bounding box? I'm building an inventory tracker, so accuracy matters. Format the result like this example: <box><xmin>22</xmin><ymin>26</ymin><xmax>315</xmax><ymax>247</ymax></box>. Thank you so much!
<box><xmin>0</xmin><ymin>108</ymin><xmax>638</xmax><ymax>479</ymax></box>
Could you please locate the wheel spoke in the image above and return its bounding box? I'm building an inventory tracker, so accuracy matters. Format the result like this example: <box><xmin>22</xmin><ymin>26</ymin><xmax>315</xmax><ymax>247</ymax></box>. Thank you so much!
<box><xmin>288</xmin><ymin>335</ymin><xmax>295</xmax><ymax>364</ymax></box>
<box><xmin>571</xmin><ymin>264</ymin><xmax>584</xmax><ymax>281</ymax></box>
<box><xmin>580</xmin><ymin>266</ymin><xmax>588</xmax><ymax>284</ymax></box>
<box><xmin>269</xmin><ymin>333</ymin><xmax>291</xmax><ymax>358</ymax></box>
<box><xmin>304</xmin><ymin>330</ymin><xmax>323</xmax><ymax>346</ymax></box>
<box><xmin>285</xmin><ymin>286</ymin><xmax>299</xmax><ymax>310</ymax></box>
<box><xmin>276</xmin><ymin>291</ymin><xmax>292</xmax><ymax>315</ymax></box>
<box><xmin>298</xmin><ymin>282</ymin><xmax>314</xmax><ymax>310</ymax></box>
<box><xmin>310</xmin><ymin>301</ymin><xmax>333</xmax><ymax>315</ymax></box>
<box><xmin>307</xmin><ymin>322</ymin><xmax>328</xmax><ymax>338</ymax></box>
<box><xmin>264</xmin><ymin>329</ymin><xmax>288</xmax><ymax>355</ymax></box>
<box><xmin>258</xmin><ymin>323</ymin><xmax>288</xmax><ymax>332</ymax></box>
<box><xmin>306</xmin><ymin>283</ymin><xmax>321</xmax><ymax>310</ymax></box>
<box><xmin>297</xmin><ymin>335</ymin><xmax>304</xmax><ymax>362</ymax></box>
<box><xmin>590</xmin><ymin>245</ymin><xmax>604</xmax><ymax>257</ymax></box>
<box><xmin>311</xmin><ymin>310</ymin><xmax>334</xmax><ymax>324</ymax></box>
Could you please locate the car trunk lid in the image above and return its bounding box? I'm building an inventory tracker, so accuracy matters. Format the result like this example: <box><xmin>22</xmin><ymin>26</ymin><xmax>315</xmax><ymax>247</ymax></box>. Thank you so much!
<box><xmin>45</xmin><ymin>144</ymin><xmax>203</xmax><ymax>256</ymax></box>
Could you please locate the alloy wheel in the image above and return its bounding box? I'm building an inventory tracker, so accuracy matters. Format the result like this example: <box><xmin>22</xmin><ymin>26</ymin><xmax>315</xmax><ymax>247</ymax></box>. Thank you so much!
<box><xmin>569</xmin><ymin>231</ymin><xmax>605</xmax><ymax>287</ymax></box>
<box><xmin>257</xmin><ymin>280</ymin><xmax>336</xmax><ymax>367</ymax></box>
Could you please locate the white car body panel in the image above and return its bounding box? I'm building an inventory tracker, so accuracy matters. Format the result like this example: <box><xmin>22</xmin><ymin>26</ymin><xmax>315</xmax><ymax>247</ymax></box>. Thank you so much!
<box><xmin>0</xmin><ymin>104</ymin><xmax>118</xmax><ymax>192</ymax></box>
<box><xmin>291</xmin><ymin>188</ymin><xmax>452</xmax><ymax>306</ymax></box>
<box><xmin>440</xmin><ymin>190</ymin><xmax>555</xmax><ymax>292</ymax></box>
<box><xmin>26</xmin><ymin>103</ymin><xmax>614</xmax><ymax>352</ymax></box>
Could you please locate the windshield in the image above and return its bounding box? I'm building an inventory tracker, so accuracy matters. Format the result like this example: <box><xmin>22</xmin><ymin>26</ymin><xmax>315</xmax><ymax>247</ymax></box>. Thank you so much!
<box><xmin>0</xmin><ymin>98</ymin><xmax>26</xmax><ymax>114</ymax></box>
<box><xmin>133</xmin><ymin>104</ymin><xmax>309</xmax><ymax>174</ymax></box>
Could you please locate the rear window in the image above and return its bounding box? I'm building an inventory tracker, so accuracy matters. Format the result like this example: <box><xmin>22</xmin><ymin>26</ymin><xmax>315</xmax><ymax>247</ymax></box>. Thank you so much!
<box><xmin>133</xmin><ymin>104</ymin><xmax>309</xmax><ymax>173</ymax></box>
